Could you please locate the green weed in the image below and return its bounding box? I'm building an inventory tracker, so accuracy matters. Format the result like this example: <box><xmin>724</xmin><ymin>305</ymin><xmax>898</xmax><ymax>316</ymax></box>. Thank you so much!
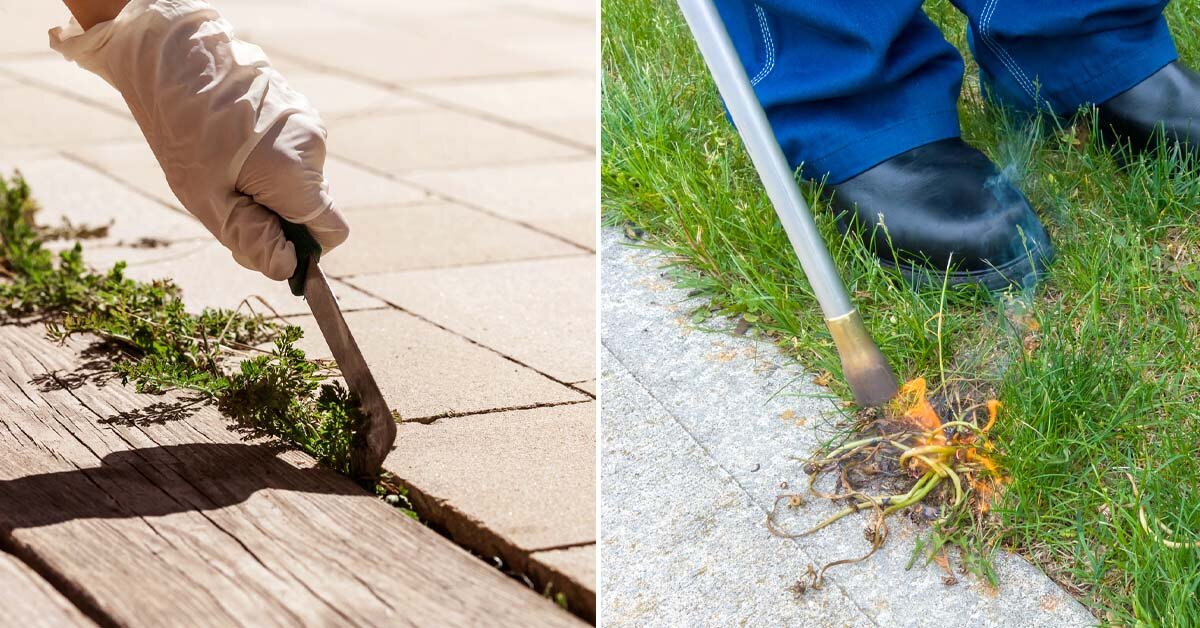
<box><xmin>0</xmin><ymin>172</ymin><xmax>411</xmax><ymax>515</ymax></box>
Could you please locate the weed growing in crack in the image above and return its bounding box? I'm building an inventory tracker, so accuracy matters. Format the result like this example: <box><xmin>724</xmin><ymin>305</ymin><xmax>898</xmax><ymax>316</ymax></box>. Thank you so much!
<box><xmin>0</xmin><ymin>172</ymin><xmax>413</xmax><ymax>514</ymax></box>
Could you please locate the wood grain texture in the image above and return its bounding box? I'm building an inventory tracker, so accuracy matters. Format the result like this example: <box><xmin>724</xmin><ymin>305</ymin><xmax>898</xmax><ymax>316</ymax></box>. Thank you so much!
<box><xmin>0</xmin><ymin>324</ymin><xmax>582</xmax><ymax>627</ymax></box>
<box><xmin>0</xmin><ymin>550</ymin><xmax>95</xmax><ymax>627</ymax></box>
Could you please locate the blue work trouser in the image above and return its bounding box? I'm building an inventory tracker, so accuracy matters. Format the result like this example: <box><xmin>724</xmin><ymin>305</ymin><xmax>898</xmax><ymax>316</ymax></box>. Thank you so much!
<box><xmin>712</xmin><ymin>0</ymin><xmax>1177</xmax><ymax>183</ymax></box>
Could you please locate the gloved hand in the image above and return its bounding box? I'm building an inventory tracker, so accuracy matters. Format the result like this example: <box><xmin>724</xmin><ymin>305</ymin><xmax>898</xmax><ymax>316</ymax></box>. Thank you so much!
<box><xmin>48</xmin><ymin>0</ymin><xmax>348</xmax><ymax>281</ymax></box>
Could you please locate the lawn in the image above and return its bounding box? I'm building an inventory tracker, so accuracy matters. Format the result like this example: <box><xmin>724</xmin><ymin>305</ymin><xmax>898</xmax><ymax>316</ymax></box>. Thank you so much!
<box><xmin>602</xmin><ymin>0</ymin><xmax>1200</xmax><ymax>623</ymax></box>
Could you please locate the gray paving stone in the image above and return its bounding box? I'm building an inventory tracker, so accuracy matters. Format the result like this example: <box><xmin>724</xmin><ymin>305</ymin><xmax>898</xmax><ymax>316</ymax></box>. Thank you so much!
<box><xmin>600</xmin><ymin>347</ymin><xmax>872</xmax><ymax>627</ymax></box>
<box><xmin>348</xmin><ymin>256</ymin><xmax>595</xmax><ymax>383</ymax></box>
<box><xmin>286</xmin><ymin>309</ymin><xmax>586</xmax><ymax>420</ymax></box>
<box><xmin>600</xmin><ymin>228</ymin><xmax>1096</xmax><ymax>627</ymax></box>
<box><xmin>323</xmin><ymin>157</ymin><xmax>431</xmax><ymax>209</ymax></box>
<box><xmin>279</xmin><ymin>71</ymin><xmax>427</xmax><ymax>119</ymax></box>
<box><xmin>65</xmin><ymin>143</ymin><xmax>428</xmax><ymax>213</ymax></box>
<box><xmin>0</xmin><ymin>84</ymin><xmax>141</xmax><ymax>149</ymax></box>
<box><xmin>529</xmin><ymin>545</ymin><xmax>597</xmax><ymax>621</ymax></box>
<box><xmin>81</xmin><ymin>240</ymin><xmax>384</xmax><ymax>317</ymax></box>
<box><xmin>0</xmin><ymin>156</ymin><xmax>207</xmax><ymax>247</ymax></box>
<box><xmin>506</xmin><ymin>0</ymin><xmax>596</xmax><ymax>22</ymax></box>
<box><xmin>414</xmin><ymin>75</ymin><xmax>594</xmax><ymax>147</ymax></box>
<box><xmin>328</xmin><ymin>109</ymin><xmax>584</xmax><ymax>174</ymax></box>
<box><xmin>385</xmin><ymin>402</ymin><xmax>596</xmax><ymax>551</ymax></box>
<box><xmin>321</xmin><ymin>203</ymin><xmax>581</xmax><ymax>276</ymax></box>
<box><xmin>403</xmin><ymin>158</ymin><xmax>596</xmax><ymax>249</ymax></box>
<box><xmin>0</xmin><ymin>57</ymin><xmax>129</xmax><ymax>114</ymax></box>
<box><xmin>247</xmin><ymin>24</ymin><xmax>566</xmax><ymax>85</ymax></box>
<box><xmin>64</xmin><ymin>141</ymin><xmax>182</xmax><ymax>210</ymax></box>
<box><xmin>0</xmin><ymin>3</ymin><xmax>66</xmax><ymax>56</ymax></box>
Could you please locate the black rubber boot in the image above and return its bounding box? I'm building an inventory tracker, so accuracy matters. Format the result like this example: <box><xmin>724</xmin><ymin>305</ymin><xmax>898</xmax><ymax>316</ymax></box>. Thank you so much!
<box><xmin>827</xmin><ymin>138</ymin><xmax>1053</xmax><ymax>292</ymax></box>
<box><xmin>1097</xmin><ymin>61</ymin><xmax>1200</xmax><ymax>159</ymax></box>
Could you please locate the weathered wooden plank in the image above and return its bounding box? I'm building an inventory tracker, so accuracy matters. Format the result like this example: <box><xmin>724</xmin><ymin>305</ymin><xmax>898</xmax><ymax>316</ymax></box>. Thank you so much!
<box><xmin>0</xmin><ymin>324</ymin><xmax>583</xmax><ymax>627</ymax></box>
<box><xmin>0</xmin><ymin>550</ymin><xmax>95</xmax><ymax>627</ymax></box>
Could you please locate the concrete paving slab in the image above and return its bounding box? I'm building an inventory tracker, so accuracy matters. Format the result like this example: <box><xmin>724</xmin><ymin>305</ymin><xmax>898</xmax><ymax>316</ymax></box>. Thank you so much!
<box><xmin>0</xmin><ymin>57</ymin><xmax>129</xmax><ymax>115</ymax></box>
<box><xmin>403</xmin><ymin>159</ymin><xmax>596</xmax><ymax>249</ymax></box>
<box><xmin>0</xmin><ymin>3</ymin><xmax>66</xmax><ymax>56</ymax></box>
<box><xmin>65</xmin><ymin>142</ymin><xmax>428</xmax><ymax>213</ymax></box>
<box><xmin>529</xmin><ymin>545</ymin><xmax>598</xmax><ymax>621</ymax></box>
<box><xmin>64</xmin><ymin>141</ymin><xmax>182</xmax><ymax>210</ymax></box>
<box><xmin>349</xmin><ymin>256</ymin><xmax>596</xmax><ymax>383</ymax></box>
<box><xmin>247</xmin><ymin>25</ymin><xmax>563</xmax><ymax>85</ymax></box>
<box><xmin>0</xmin><ymin>84</ymin><xmax>141</xmax><ymax>149</ymax></box>
<box><xmin>534</xmin><ymin>117</ymin><xmax>597</xmax><ymax>151</ymax></box>
<box><xmin>286</xmin><ymin>309</ymin><xmax>587</xmax><ymax>420</ymax></box>
<box><xmin>600</xmin><ymin>228</ymin><xmax>1096</xmax><ymax>627</ymax></box>
<box><xmin>495</xmin><ymin>30</ymin><xmax>596</xmax><ymax>76</ymax></box>
<box><xmin>280</xmin><ymin>71</ymin><xmax>427</xmax><ymax>119</ymax></box>
<box><xmin>329</xmin><ymin>109</ymin><xmax>584</xmax><ymax>173</ymax></box>
<box><xmin>219</xmin><ymin>1</ymin><xmax>370</xmax><ymax>39</ymax></box>
<box><xmin>600</xmin><ymin>346</ymin><xmax>871</xmax><ymax>627</ymax></box>
<box><xmin>81</xmin><ymin>240</ymin><xmax>385</xmax><ymax>317</ymax></box>
<box><xmin>241</xmin><ymin>7</ymin><xmax>592</xmax><ymax>82</ymax></box>
<box><xmin>324</xmin><ymin>157</ymin><xmax>431</xmax><ymax>209</ymax></box>
<box><xmin>385</xmin><ymin>402</ymin><xmax>596</xmax><ymax>552</ymax></box>
<box><xmin>504</xmin><ymin>0</ymin><xmax>596</xmax><ymax>22</ymax></box>
<box><xmin>0</xmin><ymin>156</ymin><xmax>207</xmax><ymax>246</ymax></box>
<box><xmin>414</xmin><ymin>75</ymin><xmax>594</xmax><ymax>144</ymax></box>
<box><xmin>321</xmin><ymin>203</ymin><xmax>581</xmax><ymax>276</ymax></box>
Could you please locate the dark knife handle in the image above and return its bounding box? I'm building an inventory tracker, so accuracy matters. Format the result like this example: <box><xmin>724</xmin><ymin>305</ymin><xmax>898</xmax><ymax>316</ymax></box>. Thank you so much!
<box><xmin>279</xmin><ymin>219</ymin><xmax>322</xmax><ymax>297</ymax></box>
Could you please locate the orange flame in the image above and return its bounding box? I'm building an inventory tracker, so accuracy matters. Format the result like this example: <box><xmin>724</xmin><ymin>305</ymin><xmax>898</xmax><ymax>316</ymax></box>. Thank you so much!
<box><xmin>893</xmin><ymin>377</ymin><xmax>943</xmax><ymax>433</ymax></box>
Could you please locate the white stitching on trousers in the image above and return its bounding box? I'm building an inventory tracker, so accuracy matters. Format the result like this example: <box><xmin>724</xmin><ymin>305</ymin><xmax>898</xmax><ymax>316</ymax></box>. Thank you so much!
<box><xmin>750</xmin><ymin>4</ymin><xmax>775</xmax><ymax>86</ymax></box>
<box><xmin>980</xmin><ymin>0</ymin><xmax>1038</xmax><ymax>102</ymax></box>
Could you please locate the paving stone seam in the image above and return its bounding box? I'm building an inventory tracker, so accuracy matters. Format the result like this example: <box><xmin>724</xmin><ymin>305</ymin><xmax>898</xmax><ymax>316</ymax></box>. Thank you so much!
<box><xmin>0</xmin><ymin>67</ymin><xmax>132</xmax><ymax>121</ymax></box>
<box><xmin>326</xmin><ymin>151</ymin><xmax>594</xmax><ymax>253</ymax></box>
<box><xmin>0</xmin><ymin>52</ymin><xmax>58</xmax><ymax>63</ymax></box>
<box><xmin>402</xmin><ymin>398</ymin><xmax>594</xmax><ymax>425</ymax></box>
<box><xmin>387</xmin><ymin>153</ymin><xmax>597</xmax><ymax>176</ymax></box>
<box><xmin>338</xmin><ymin>145</ymin><xmax>596</xmax><ymax>181</ymax></box>
<box><xmin>502</xmin><ymin>3</ymin><xmax>595</xmax><ymax>27</ymax></box>
<box><xmin>600</xmin><ymin>339</ymin><xmax>884</xmax><ymax>626</ymax></box>
<box><xmin>67</xmin><ymin>145</ymin><xmax>441</xmax><ymax>217</ymax></box>
<box><xmin>320</xmin><ymin>105</ymin><xmax>439</xmax><ymax>123</ymax></box>
<box><xmin>349</xmin><ymin>281</ymin><xmax>596</xmax><ymax>400</ymax></box>
<box><xmin>529</xmin><ymin>540</ymin><xmax>596</xmax><ymax>553</ymax></box>
<box><xmin>386</xmin><ymin>68</ymin><xmax>595</xmax><ymax>89</ymax></box>
<box><xmin>332</xmin><ymin>252</ymin><xmax>594</xmax><ymax>279</ymax></box>
<box><xmin>252</xmin><ymin>47</ymin><xmax>594</xmax><ymax>153</ymax></box>
<box><xmin>58</xmin><ymin>236</ymin><xmax>211</xmax><ymax>253</ymax></box>
<box><xmin>56</xmin><ymin>151</ymin><xmax>193</xmax><ymax>216</ymax></box>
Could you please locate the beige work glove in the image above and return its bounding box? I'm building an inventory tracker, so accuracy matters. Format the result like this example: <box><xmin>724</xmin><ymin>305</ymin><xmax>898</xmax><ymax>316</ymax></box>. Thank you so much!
<box><xmin>49</xmin><ymin>0</ymin><xmax>348</xmax><ymax>281</ymax></box>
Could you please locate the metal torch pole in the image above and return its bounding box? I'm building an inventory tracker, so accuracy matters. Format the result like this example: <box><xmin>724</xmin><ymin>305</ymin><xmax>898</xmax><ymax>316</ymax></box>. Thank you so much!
<box><xmin>676</xmin><ymin>0</ymin><xmax>898</xmax><ymax>407</ymax></box>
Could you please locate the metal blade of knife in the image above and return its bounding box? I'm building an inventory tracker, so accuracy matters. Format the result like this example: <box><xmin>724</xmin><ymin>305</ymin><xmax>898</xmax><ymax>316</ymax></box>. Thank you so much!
<box><xmin>301</xmin><ymin>258</ymin><xmax>397</xmax><ymax>478</ymax></box>
<box><xmin>279</xmin><ymin>218</ymin><xmax>397</xmax><ymax>480</ymax></box>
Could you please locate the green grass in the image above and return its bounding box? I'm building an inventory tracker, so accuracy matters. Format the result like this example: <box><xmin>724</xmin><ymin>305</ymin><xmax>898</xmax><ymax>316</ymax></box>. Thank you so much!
<box><xmin>603</xmin><ymin>1</ymin><xmax>1200</xmax><ymax>623</ymax></box>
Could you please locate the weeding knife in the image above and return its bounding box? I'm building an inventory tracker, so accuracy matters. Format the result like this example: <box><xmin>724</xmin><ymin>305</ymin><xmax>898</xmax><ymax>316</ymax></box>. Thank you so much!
<box><xmin>280</xmin><ymin>219</ymin><xmax>397</xmax><ymax>480</ymax></box>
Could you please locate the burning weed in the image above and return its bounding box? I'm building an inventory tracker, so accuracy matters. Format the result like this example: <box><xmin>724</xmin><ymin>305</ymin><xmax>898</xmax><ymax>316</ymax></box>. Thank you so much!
<box><xmin>768</xmin><ymin>377</ymin><xmax>1006</xmax><ymax>592</ymax></box>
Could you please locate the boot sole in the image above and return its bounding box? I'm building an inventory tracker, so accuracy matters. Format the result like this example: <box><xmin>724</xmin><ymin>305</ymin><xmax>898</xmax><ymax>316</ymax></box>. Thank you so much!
<box><xmin>879</xmin><ymin>239</ymin><xmax>1055</xmax><ymax>293</ymax></box>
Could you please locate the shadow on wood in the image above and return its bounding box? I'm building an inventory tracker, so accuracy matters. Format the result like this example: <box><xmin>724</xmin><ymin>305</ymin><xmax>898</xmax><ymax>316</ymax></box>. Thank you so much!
<box><xmin>0</xmin><ymin>443</ymin><xmax>358</xmax><ymax>531</ymax></box>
